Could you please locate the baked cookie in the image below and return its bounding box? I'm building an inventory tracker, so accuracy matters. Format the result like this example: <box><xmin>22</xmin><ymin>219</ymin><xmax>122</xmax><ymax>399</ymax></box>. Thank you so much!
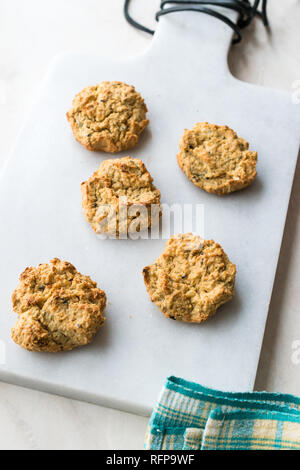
<box><xmin>81</xmin><ymin>156</ymin><xmax>161</xmax><ymax>237</ymax></box>
<box><xmin>11</xmin><ymin>259</ymin><xmax>106</xmax><ymax>352</ymax></box>
<box><xmin>177</xmin><ymin>122</ymin><xmax>257</xmax><ymax>195</ymax></box>
<box><xmin>67</xmin><ymin>81</ymin><xmax>149</xmax><ymax>152</ymax></box>
<box><xmin>143</xmin><ymin>233</ymin><xmax>236</xmax><ymax>323</ymax></box>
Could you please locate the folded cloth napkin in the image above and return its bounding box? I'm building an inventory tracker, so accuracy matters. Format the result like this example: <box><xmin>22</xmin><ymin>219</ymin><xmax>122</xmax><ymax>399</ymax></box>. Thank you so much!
<box><xmin>145</xmin><ymin>376</ymin><xmax>300</xmax><ymax>450</ymax></box>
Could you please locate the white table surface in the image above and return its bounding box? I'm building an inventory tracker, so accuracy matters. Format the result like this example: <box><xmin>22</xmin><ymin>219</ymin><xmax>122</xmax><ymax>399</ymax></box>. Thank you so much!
<box><xmin>0</xmin><ymin>0</ymin><xmax>299</xmax><ymax>450</ymax></box>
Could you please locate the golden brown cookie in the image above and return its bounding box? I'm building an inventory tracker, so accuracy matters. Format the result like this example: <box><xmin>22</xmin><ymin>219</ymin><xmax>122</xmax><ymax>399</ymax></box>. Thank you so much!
<box><xmin>143</xmin><ymin>233</ymin><xmax>236</xmax><ymax>323</ymax></box>
<box><xmin>177</xmin><ymin>122</ymin><xmax>257</xmax><ymax>195</ymax></box>
<box><xmin>81</xmin><ymin>156</ymin><xmax>161</xmax><ymax>237</ymax></box>
<box><xmin>67</xmin><ymin>81</ymin><xmax>149</xmax><ymax>152</ymax></box>
<box><xmin>11</xmin><ymin>259</ymin><xmax>106</xmax><ymax>352</ymax></box>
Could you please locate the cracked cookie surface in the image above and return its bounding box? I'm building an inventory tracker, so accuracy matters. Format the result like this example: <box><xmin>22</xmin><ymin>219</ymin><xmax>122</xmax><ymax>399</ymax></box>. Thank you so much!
<box><xmin>143</xmin><ymin>233</ymin><xmax>236</xmax><ymax>323</ymax></box>
<box><xmin>11</xmin><ymin>259</ymin><xmax>106</xmax><ymax>352</ymax></box>
<box><xmin>81</xmin><ymin>156</ymin><xmax>161</xmax><ymax>237</ymax></box>
<box><xmin>67</xmin><ymin>81</ymin><xmax>149</xmax><ymax>152</ymax></box>
<box><xmin>177</xmin><ymin>122</ymin><xmax>257</xmax><ymax>195</ymax></box>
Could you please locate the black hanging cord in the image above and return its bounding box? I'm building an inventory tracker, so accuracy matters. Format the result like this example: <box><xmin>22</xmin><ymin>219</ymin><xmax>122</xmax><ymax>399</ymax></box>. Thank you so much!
<box><xmin>124</xmin><ymin>0</ymin><xmax>155</xmax><ymax>35</ymax></box>
<box><xmin>123</xmin><ymin>0</ymin><xmax>269</xmax><ymax>44</ymax></box>
<box><xmin>156</xmin><ymin>5</ymin><xmax>243</xmax><ymax>43</ymax></box>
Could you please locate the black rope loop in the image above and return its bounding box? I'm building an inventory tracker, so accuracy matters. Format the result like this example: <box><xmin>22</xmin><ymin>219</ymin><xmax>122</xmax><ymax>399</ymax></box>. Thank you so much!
<box><xmin>124</xmin><ymin>0</ymin><xmax>268</xmax><ymax>44</ymax></box>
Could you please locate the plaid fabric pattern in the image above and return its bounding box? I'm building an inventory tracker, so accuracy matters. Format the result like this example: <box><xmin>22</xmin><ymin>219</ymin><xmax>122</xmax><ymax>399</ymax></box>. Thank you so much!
<box><xmin>145</xmin><ymin>376</ymin><xmax>300</xmax><ymax>450</ymax></box>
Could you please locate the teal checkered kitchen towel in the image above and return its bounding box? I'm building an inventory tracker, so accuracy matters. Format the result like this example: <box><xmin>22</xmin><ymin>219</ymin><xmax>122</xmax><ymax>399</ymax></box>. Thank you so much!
<box><xmin>145</xmin><ymin>376</ymin><xmax>300</xmax><ymax>450</ymax></box>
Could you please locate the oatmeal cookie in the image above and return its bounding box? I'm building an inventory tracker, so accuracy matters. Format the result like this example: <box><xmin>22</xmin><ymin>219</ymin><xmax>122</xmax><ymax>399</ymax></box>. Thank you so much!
<box><xmin>11</xmin><ymin>259</ymin><xmax>106</xmax><ymax>352</ymax></box>
<box><xmin>143</xmin><ymin>233</ymin><xmax>236</xmax><ymax>323</ymax></box>
<box><xmin>177</xmin><ymin>122</ymin><xmax>257</xmax><ymax>195</ymax></box>
<box><xmin>67</xmin><ymin>81</ymin><xmax>149</xmax><ymax>152</ymax></box>
<box><xmin>81</xmin><ymin>156</ymin><xmax>161</xmax><ymax>237</ymax></box>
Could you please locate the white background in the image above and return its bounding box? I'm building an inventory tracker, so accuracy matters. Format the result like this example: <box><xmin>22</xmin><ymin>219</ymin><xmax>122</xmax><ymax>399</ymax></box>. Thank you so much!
<box><xmin>0</xmin><ymin>0</ymin><xmax>299</xmax><ymax>450</ymax></box>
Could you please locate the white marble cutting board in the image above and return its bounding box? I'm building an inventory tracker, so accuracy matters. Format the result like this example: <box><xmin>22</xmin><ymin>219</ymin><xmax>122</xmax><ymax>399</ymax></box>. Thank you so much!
<box><xmin>0</xmin><ymin>11</ymin><xmax>299</xmax><ymax>416</ymax></box>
